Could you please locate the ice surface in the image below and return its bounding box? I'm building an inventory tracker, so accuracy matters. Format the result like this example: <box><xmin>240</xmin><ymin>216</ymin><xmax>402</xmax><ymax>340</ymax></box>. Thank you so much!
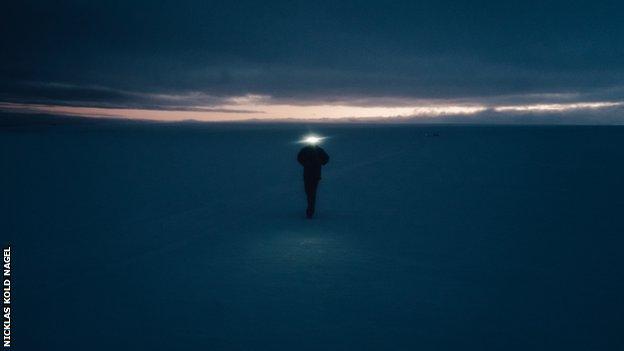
<box><xmin>2</xmin><ymin>115</ymin><xmax>624</xmax><ymax>350</ymax></box>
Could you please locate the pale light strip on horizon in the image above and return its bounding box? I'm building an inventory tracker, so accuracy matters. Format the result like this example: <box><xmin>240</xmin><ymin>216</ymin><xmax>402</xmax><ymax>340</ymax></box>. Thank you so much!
<box><xmin>494</xmin><ymin>101</ymin><xmax>624</xmax><ymax>112</ymax></box>
<box><xmin>0</xmin><ymin>101</ymin><xmax>487</xmax><ymax>121</ymax></box>
<box><xmin>0</xmin><ymin>100</ymin><xmax>622</xmax><ymax>121</ymax></box>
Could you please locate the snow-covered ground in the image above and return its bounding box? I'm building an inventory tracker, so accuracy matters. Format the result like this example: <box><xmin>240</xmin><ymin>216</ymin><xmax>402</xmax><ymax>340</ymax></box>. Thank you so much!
<box><xmin>3</xmin><ymin>116</ymin><xmax>624</xmax><ymax>350</ymax></box>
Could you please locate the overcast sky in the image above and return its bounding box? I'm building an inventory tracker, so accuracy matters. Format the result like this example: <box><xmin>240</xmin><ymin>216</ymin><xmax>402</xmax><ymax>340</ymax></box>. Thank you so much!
<box><xmin>2</xmin><ymin>0</ymin><xmax>624</xmax><ymax>122</ymax></box>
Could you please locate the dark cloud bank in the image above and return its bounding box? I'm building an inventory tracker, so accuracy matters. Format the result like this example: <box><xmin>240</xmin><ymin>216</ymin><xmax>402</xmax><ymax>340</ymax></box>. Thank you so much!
<box><xmin>2</xmin><ymin>0</ymin><xmax>624</xmax><ymax>122</ymax></box>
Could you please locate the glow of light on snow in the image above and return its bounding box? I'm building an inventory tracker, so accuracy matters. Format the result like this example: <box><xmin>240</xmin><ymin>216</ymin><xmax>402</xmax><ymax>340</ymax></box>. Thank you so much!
<box><xmin>247</xmin><ymin>233</ymin><xmax>349</xmax><ymax>267</ymax></box>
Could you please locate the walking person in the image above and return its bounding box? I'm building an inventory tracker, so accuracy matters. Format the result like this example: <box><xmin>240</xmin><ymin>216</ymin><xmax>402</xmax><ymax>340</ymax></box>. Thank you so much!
<box><xmin>297</xmin><ymin>139</ymin><xmax>329</xmax><ymax>218</ymax></box>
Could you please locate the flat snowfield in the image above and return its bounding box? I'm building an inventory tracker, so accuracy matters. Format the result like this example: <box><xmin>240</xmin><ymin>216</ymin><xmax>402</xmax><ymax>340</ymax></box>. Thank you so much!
<box><xmin>3</xmin><ymin>118</ymin><xmax>624</xmax><ymax>350</ymax></box>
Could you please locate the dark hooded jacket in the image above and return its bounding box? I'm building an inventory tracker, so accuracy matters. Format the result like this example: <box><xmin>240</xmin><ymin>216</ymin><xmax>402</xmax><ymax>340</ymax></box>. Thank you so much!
<box><xmin>297</xmin><ymin>145</ymin><xmax>329</xmax><ymax>180</ymax></box>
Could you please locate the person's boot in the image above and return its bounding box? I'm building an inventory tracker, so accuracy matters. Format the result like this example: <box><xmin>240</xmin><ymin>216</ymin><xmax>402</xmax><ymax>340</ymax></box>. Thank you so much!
<box><xmin>306</xmin><ymin>207</ymin><xmax>314</xmax><ymax>218</ymax></box>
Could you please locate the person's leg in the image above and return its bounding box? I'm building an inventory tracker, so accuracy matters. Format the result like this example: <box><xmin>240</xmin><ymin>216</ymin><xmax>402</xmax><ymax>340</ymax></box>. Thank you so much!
<box><xmin>305</xmin><ymin>178</ymin><xmax>319</xmax><ymax>217</ymax></box>
<box><xmin>310</xmin><ymin>179</ymin><xmax>319</xmax><ymax>210</ymax></box>
<box><xmin>304</xmin><ymin>179</ymin><xmax>313</xmax><ymax>217</ymax></box>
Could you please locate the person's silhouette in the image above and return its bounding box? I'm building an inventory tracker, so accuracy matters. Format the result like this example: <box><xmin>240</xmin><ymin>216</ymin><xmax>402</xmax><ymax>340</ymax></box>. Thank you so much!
<box><xmin>297</xmin><ymin>144</ymin><xmax>329</xmax><ymax>218</ymax></box>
